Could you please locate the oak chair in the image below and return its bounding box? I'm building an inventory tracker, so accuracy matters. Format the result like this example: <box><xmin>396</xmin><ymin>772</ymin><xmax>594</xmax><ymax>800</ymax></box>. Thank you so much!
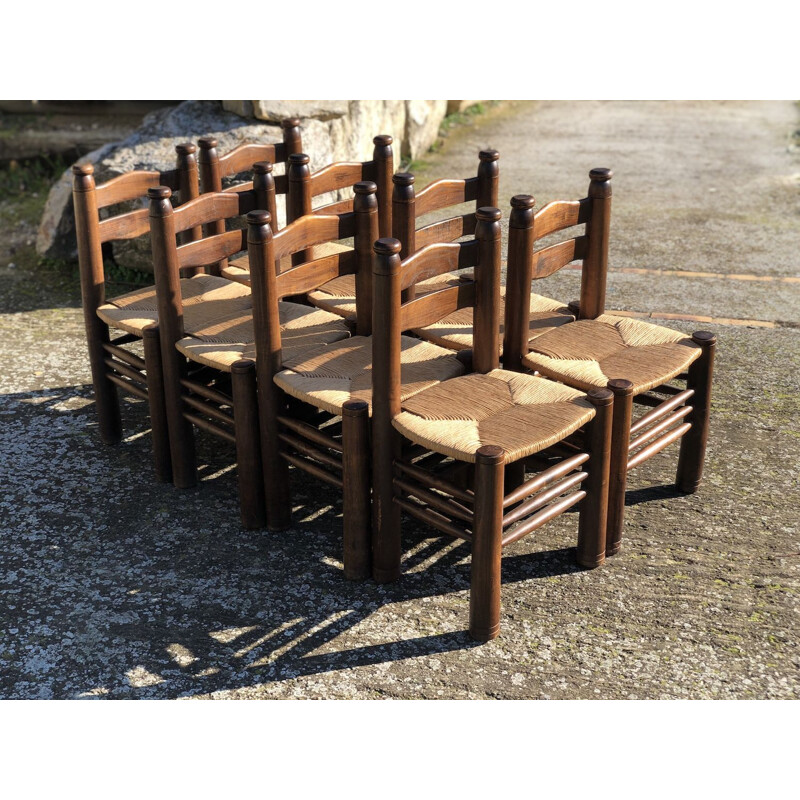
<box><xmin>72</xmin><ymin>145</ymin><xmax>203</xmax><ymax>481</ymax></box>
<box><xmin>307</xmin><ymin>149</ymin><xmax>507</xmax><ymax>322</ymax></box>
<box><xmin>222</xmin><ymin>137</ymin><xmax>395</xmax><ymax>292</ymax></box>
<box><xmin>147</xmin><ymin>185</ymin><xmax>351</xmax><ymax>528</ymax></box>
<box><xmin>248</xmin><ymin>181</ymin><xmax>465</xmax><ymax>578</ymax></box>
<box><xmin>370</xmin><ymin>209</ymin><xmax>614</xmax><ymax>641</ymax></box>
<box><xmin>196</xmin><ymin>118</ymin><xmax>303</xmax><ymax>280</ymax></box>
<box><xmin>502</xmin><ymin>170</ymin><xmax>716</xmax><ymax>555</ymax></box>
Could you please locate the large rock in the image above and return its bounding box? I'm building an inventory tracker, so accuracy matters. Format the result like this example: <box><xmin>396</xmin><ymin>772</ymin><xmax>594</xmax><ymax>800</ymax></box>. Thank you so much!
<box><xmin>38</xmin><ymin>100</ymin><xmax>454</xmax><ymax>269</ymax></box>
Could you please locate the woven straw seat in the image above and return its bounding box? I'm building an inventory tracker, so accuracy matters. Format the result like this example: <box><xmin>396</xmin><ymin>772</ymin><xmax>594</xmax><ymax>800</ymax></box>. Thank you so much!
<box><xmin>307</xmin><ymin>270</ymin><xmax>466</xmax><ymax>320</ymax></box>
<box><xmin>175</xmin><ymin>301</ymin><xmax>350</xmax><ymax>372</ymax></box>
<box><xmin>522</xmin><ymin>314</ymin><xmax>702</xmax><ymax>394</ymax></box>
<box><xmin>96</xmin><ymin>274</ymin><xmax>252</xmax><ymax>336</ymax></box>
<box><xmin>413</xmin><ymin>288</ymin><xmax>573</xmax><ymax>352</ymax></box>
<box><xmin>392</xmin><ymin>369</ymin><xmax>595</xmax><ymax>463</ymax></box>
<box><xmin>220</xmin><ymin>242</ymin><xmax>350</xmax><ymax>286</ymax></box>
<box><xmin>274</xmin><ymin>334</ymin><xmax>465</xmax><ymax>416</ymax></box>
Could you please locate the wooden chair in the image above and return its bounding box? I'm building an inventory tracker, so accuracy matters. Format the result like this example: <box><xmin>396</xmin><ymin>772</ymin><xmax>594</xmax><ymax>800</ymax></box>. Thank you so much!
<box><xmin>370</xmin><ymin>209</ymin><xmax>614</xmax><ymax>641</ymax></box>
<box><xmin>502</xmin><ymin>170</ymin><xmax>716</xmax><ymax>556</ymax></box>
<box><xmin>217</xmin><ymin>136</ymin><xmax>394</xmax><ymax>292</ymax></box>
<box><xmin>147</xmin><ymin>185</ymin><xmax>351</xmax><ymax>528</ymax></box>
<box><xmin>247</xmin><ymin>181</ymin><xmax>465</xmax><ymax>578</ymax></box>
<box><xmin>72</xmin><ymin>144</ymin><xmax>202</xmax><ymax>481</ymax></box>
<box><xmin>196</xmin><ymin>118</ymin><xmax>303</xmax><ymax>280</ymax></box>
<box><xmin>307</xmin><ymin>149</ymin><xmax>510</xmax><ymax>321</ymax></box>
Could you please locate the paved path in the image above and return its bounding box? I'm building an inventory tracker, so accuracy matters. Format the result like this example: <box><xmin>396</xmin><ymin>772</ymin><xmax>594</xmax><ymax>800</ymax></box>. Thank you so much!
<box><xmin>1</xmin><ymin>101</ymin><xmax>798</xmax><ymax>699</ymax></box>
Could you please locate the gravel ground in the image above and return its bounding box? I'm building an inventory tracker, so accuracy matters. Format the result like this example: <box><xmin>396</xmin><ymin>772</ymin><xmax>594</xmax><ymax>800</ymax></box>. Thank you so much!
<box><xmin>1</xmin><ymin>100</ymin><xmax>798</xmax><ymax>699</ymax></box>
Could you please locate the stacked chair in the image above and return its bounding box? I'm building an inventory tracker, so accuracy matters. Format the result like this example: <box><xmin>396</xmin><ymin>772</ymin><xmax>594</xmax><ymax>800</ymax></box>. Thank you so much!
<box><xmin>73</xmin><ymin>116</ymin><xmax>715</xmax><ymax>641</ymax></box>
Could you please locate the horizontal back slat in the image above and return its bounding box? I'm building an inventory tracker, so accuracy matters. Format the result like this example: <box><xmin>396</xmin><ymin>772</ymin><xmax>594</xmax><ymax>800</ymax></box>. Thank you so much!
<box><xmin>310</xmin><ymin>162</ymin><xmax>365</xmax><ymax>196</ymax></box>
<box><xmin>276</xmin><ymin>250</ymin><xmax>358</xmax><ymax>298</ymax></box>
<box><xmin>98</xmin><ymin>207</ymin><xmax>149</xmax><ymax>243</ymax></box>
<box><xmin>533</xmin><ymin>236</ymin><xmax>588</xmax><ymax>278</ymax></box>
<box><xmin>177</xmin><ymin>229</ymin><xmax>247</xmax><ymax>270</ymax></box>
<box><xmin>95</xmin><ymin>169</ymin><xmax>178</xmax><ymax>208</ymax></box>
<box><xmin>313</xmin><ymin>196</ymin><xmax>353</xmax><ymax>217</ymax></box>
<box><xmin>171</xmin><ymin>192</ymin><xmax>251</xmax><ymax>234</ymax></box>
<box><xmin>271</xmin><ymin>213</ymin><xmax>355</xmax><ymax>261</ymax></box>
<box><xmin>223</xmin><ymin>180</ymin><xmax>253</xmax><ymax>194</ymax></box>
<box><xmin>534</xmin><ymin>198</ymin><xmax>591</xmax><ymax>239</ymax></box>
<box><xmin>218</xmin><ymin>142</ymin><xmax>280</xmax><ymax>175</ymax></box>
<box><xmin>401</xmin><ymin>282</ymin><xmax>476</xmax><ymax>331</ymax></box>
<box><xmin>399</xmin><ymin>240</ymin><xmax>478</xmax><ymax>291</ymax></box>
<box><xmin>415</xmin><ymin>178</ymin><xmax>477</xmax><ymax>217</ymax></box>
<box><xmin>415</xmin><ymin>213</ymin><xmax>476</xmax><ymax>250</ymax></box>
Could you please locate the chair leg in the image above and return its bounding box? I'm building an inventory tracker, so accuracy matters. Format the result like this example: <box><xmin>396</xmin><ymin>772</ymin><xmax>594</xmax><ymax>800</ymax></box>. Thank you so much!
<box><xmin>577</xmin><ymin>388</ymin><xmax>613</xmax><ymax>568</ymax></box>
<box><xmin>342</xmin><ymin>400</ymin><xmax>371</xmax><ymax>580</ymax></box>
<box><xmin>231</xmin><ymin>360</ymin><xmax>266</xmax><ymax>530</ymax></box>
<box><xmin>676</xmin><ymin>331</ymin><xmax>716</xmax><ymax>494</ymax></box>
<box><xmin>469</xmin><ymin>445</ymin><xmax>505</xmax><ymax>642</ymax></box>
<box><xmin>257</xmin><ymin>371</ymin><xmax>292</xmax><ymax>532</ymax></box>
<box><xmin>606</xmin><ymin>379</ymin><xmax>633</xmax><ymax>557</ymax></box>
<box><xmin>372</xmin><ymin>419</ymin><xmax>402</xmax><ymax>584</ymax></box>
<box><xmin>86</xmin><ymin>321</ymin><xmax>122</xmax><ymax>444</ymax></box>
<box><xmin>141</xmin><ymin>324</ymin><xmax>172</xmax><ymax>483</ymax></box>
<box><xmin>161</xmin><ymin>342</ymin><xmax>197</xmax><ymax>489</ymax></box>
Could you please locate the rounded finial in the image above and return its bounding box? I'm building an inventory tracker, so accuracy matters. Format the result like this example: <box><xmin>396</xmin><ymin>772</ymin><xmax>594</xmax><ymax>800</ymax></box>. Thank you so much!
<box><xmin>590</xmin><ymin>167</ymin><xmax>613</xmax><ymax>182</ymax></box>
<box><xmin>281</xmin><ymin>117</ymin><xmax>301</xmax><ymax>129</ymax></box>
<box><xmin>175</xmin><ymin>142</ymin><xmax>197</xmax><ymax>155</ymax></box>
<box><xmin>147</xmin><ymin>186</ymin><xmax>172</xmax><ymax>200</ymax></box>
<box><xmin>587</xmin><ymin>387</ymin><xmax>614</xmax><ymax>406</ymax></box>
<box><xmin>253</xmin><ymin>161</ymin><xmax>274</xmax><ymax>174</ymax></box>
<box><xmin>373</xmin><ymin>134</ymin><xmax>393</xmax><ymax>146</ymax></box>
<box><xmin>607</xmin><ymin>378</ymin><xmax>634</xmax><ymax>394</ymax></box>
<box><xmin>692</xmin><ymin>330</ymin><xmax>716</xmax><ymax>345</ymax></box>
<box><xmin>475</xmin><ymin>206</ymin><xmax>501</xmax><ymax>222</ymax></box>
<box><xmin>288</xmin><ymin>153</ymin><xmax>310</xmax><ymax>165</ymax></box>
<box><xmin>373</xmin><ymin>238</ymin><xmax>402</xmax><ymax>255</ymax></box>
<box><xmin>198</xmin><ymin>137</ymin><xmax>218</xmax><ymax>150</ymax></box>
<box><xmin>476</xmin><ymin>444</ymin><xmax>505</xmax><ymax>464</ymax></box>
<box><xmin>247</xmin><ymin>210</ymin><xmax>272</xmax><ymax>226</ymax></box>
<box><xmin>511</xmin><ymin>194</ymin><xmax>535</xmax><ymax>210</ymax></box>
<box><xmin>479</xmin><ymin>149</ymin><xmax>500</xmax><ymax>162</ymax></box>
<box><xmin>72</xmin><ymin>163</ymin><xmax>94</xmax><ymax>176</ymax></box>
<box><xmin>393</xmin><ymin>172</ymin><xmax>415</xmax><ymax>186</ymax></box>
<box><xmin>354</xmin><ymin>181</ymin><xmax>377</xmax><ymax>195</ymax></box>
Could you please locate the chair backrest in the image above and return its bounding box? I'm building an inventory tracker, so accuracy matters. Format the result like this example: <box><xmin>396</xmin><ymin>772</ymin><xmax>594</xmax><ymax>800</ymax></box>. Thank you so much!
<box><xmin>147</xmin><ymin>179</ymin><xmax>274</xmax><ymax>350</ymax></box>
<box><xmin>286</xmin><ymin>135</ymin><xmax>393</xmax><ymax>257</ymax></box>
<box><xmin>244</xmin><ymin>182</ymin><xmax>379</xmax><ymax>373</ymax></box>
<box><xmin>72</xmin><ymin>145</ymin><xmax>201</xmax><ymax>318</ymax></box>
<box><xmin>502</xmin><ymin>168</ymin><xmax>613</xmax><ymax>371</ymax></box>
<box><xmin>392</xmin><ymin>149</ymin><xmax>499</xmax><ymax>257</ymax></box>
<box><xmin>371</xmin><ymin>206</ymin><xmax>502</xmax><ymax>420</ymax></box>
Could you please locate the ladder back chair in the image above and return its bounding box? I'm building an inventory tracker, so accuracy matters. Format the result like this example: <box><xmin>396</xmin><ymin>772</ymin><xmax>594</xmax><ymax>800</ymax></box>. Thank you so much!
<box><xmin>502</xmin><ymin>170</ymin><xmax>716</xmax><ymax>556</ymax></box>
<box><xmin>197</xmin><ymin>117</ymin><xmax>303</xmax><ymax>279</ymax></box>
<box><xmin>400</xmin><ymin>150</ymin><xmax>574</xmax><ymax>353</ymax></box>
<box><xmin>147</xmin><ymin>185</ymin><xmax>351</xmax><ymax>528</ymax></box>
<box><xmin>307</xmin><ymin>149</ymin><xmax>507</xmax><ymax>323</ymax></box>
<box><xmin>250</xmin><ymin>182</ymin><xmax>465</xmax><ymax>578</ymax></box>
<box><xmin>72</xmin><ymin>144</ymin><xmax>202</xmax><ymax>481</ymax></box>
<box><xmin>370</xmin><ymin>209</ymin><xmax>614</xmax><ymax>641</ymax></box>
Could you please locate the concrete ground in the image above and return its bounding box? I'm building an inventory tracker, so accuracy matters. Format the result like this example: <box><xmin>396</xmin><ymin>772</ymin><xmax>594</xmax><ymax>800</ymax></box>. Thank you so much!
<box><xmin>1</xmin><ymin>100</ymin><xmax>798</xmax><ymax>699</ymax></box>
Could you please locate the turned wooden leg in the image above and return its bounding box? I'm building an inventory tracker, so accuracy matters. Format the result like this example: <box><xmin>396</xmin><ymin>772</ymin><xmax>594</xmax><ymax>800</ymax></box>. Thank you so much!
<box><xmin>342</xmin><ymin>400</ymin><xmax>371</xmax><ymax>580</ymax></box>
<box><xmin>577</xmin><ymin>388</ymin><xmax>613</xmax><ymax>568</ymax></box>
<box><xmin>676</xmin><ymin>331</ymin><xmax>716</xmax><ymax>494</ymax></box>
<box><xmin>86</xmin><ymin>320</ymin><xmax>122</xmax><ymax>445</ymax></box>
<box><xmin>257</xmin><ymin>368</ymin><xmax>291</xmax><ymax>532</ymax></box>
<box><xmin>141</xmin><ymin>323</ymin><xmax>172</xmax><ymax>483</ymax></box>
<box><xmin>469</xmin><ymin>445</ymin><xmax>505</xmax><ymax>642</ymax></box>
<box><xmin>372</xmin><ymin>416</ymin><xmax>402</xmax><ymax>585</ymax></box>
<box><xmin>161</xmin><ymin>346</ymin><xmax>197</xmax><ymax>490</ymax></box>
<box><xmin>231</xmin><ymin>359</ymin><xmax>266</xmax><ymax>530</ymax></box>
<box><xmin>606</xmin><ymin>378</ymin><xmax>633</xmax><ymax>557</ymax></box>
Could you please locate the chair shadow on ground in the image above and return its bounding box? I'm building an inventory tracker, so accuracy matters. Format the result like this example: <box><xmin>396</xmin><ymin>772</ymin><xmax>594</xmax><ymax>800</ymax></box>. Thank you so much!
<box><xmin>0</xmin><ymin>384</ymin><xmax>630</xmax><ymax>699</ymax></box>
